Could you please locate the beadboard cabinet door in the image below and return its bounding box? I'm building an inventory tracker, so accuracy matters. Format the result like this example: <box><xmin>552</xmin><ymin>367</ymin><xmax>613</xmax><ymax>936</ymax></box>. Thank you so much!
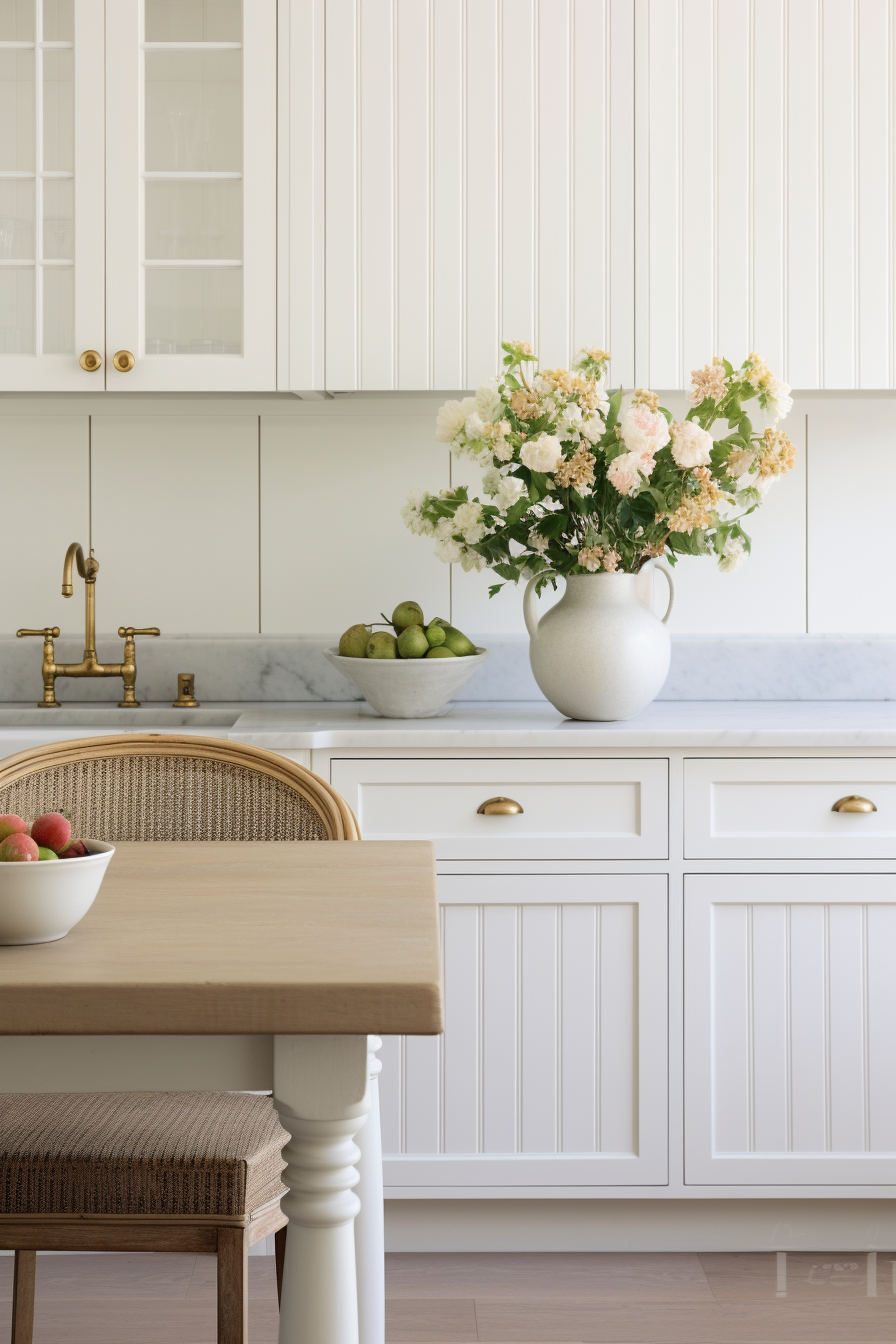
<box><xmin>312</xmin><ymin>0</ymin><xmax>635</xmax><ymax>393</ymax></box>
<box><xmin>636</xmin><ymin>0</ymin><xmax>895</xmax><ymax>390</ymax></box>
<box><xmin>686</xmin><ymin>875</ymin><xmax>896</xmax><ymax>1185</ymax></box>
<box><xmin>380</xmin><ymin>873</ymin><xmax>668</xmax><ymax>1190</ymax></box>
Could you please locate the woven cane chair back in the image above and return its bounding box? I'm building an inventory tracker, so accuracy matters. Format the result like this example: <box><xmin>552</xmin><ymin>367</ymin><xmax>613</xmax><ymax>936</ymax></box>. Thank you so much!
<box><xmin>0</xmin><ymin>734</ymin><xmax>359</xmax><ymax>842</ymax></box>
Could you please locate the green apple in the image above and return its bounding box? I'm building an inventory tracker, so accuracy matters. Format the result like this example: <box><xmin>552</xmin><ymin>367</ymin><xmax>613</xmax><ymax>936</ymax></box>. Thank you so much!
<box><xmin>367</xmin><ymin>631</ymin><xmax>398</xmax><ymax>658</ymax></box>
<box><xmin>425</xmin><ymin>646</ymin><xmax>456</xmax><ymax>658</ymax></box>
<box><xmin>338</xmin><ymin>623</ymin><xmax>371</xmax><ymax>658</ymax></box>
<box><xmin>391</xmin><ymin>600</ymin><xmax>425</xmax><ymax>631</ymax></box>
<box><xmin>397</xmin><ymin>625</ymin><xmax>429</xmax><ymax>659</ymax></box>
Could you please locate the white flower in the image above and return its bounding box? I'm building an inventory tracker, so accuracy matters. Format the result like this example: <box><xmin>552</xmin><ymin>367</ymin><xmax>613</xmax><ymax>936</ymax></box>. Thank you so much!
<box><xmin>459</xmin><ymin>547</ymin><xmax>484</xmax><ymax>573</ymax></box>
<box><xmin>520</xmin><ymin>432</ymin><xmax>563</xmax><ymax>474</ymax></box>
<box><xmin>495</xmin><ymin>475</ymin><xmax>527</xmax><ymax>509</ymax></box>
<box><xmin>435</xmin><ymin>396</ymin><xmax>476</xmax><ymax>443</ymax></box>
<box><xmin>581</xmin><ymin>413</ymin><xmax>605</xmax><ymax>444</ymax></box>
<box><xmin>770</xmin><ymin>379</ymin><xmax>793</xmax><ymax>420</ymax></box>
<box><xmin>464</xmin><ymin>410</ymin><xmax>487</xmax><ymax>440</ymax></box>
<box><xmin>557</xmin><ymin>403</ymin><xmax>583</xmax><ymax>438</ymax></box>
<box><xmin>670</xmin><ymin>420</ymin><xmax>713</xmax><ymax>469</ymax></box>
<box><xmin>474</xmin><ymin>381</ymin><xmax>503</xmax><ymax>421</ymax></box>
<box><xmin>481</xmin><ymin>467</ymin><xmax>503</xmax><ymax>497</ymax></box>
<box><xmin>401</xmin><ymin>490</ymin><xmax>433</xmax><ymax>536</ymax></box>
<box><xmin>533</xmin><ymin>375</ymin><xmax>552</xmax><ymax>396</ymax></box>
<box><xmin>453</xmin><ymin>500</ymin><xmax>485</xmax><ymax>545</ymax></box>
<box><xmin>726</xmin><ymin>447</ymin><xmax>755</xmax><ymax>478</ymax></box>
<box><xmin>528</xmin><ymin>529</ymin><xmax>549</xmax><ymax>554</ymax></box>
<box><xmin>434</xmin><ymin>516</ymin><xmax>456</xmax><ymax>539</ymax></box>
<box><xmin>434</xmin><ymin>536</ymin><xmax>464</xmax><ymax>564</ymax></box>
<box><xmin>718</xmin><ymin>535</ymin><xmax>747</xmax><ymax>573</ymax></box>
<box><xmin>607</xmin><ymin>450</ymin><xmax>651</xmax><ymax>497</ymax></box>
<box><xmin>618</xmin><ymin>402</ymin><xmax>671</xmax><ymax>458</ymax></box>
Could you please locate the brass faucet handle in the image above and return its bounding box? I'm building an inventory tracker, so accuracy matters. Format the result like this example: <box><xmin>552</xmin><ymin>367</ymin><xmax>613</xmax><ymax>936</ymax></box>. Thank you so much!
<box><xmin>17</xmin><ymin>627</ymin><xmax>61</xmax><ymax>638</ymax></box>
<box><xmin>118</xmin><ymin>627</ymin><xmax>161</xmax><ymax>638</ymax></box>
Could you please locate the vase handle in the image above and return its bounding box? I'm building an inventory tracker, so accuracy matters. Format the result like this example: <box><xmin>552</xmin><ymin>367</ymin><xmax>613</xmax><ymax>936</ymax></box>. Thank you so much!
<box><xmin>523</xmin><ymin>572</ymin><xmax>543</xmax><ymax>639</ymax></box>
<box><xmin>654</xmin><ymin>562</ymin><xmax>675</xmax><ymax>624</ymax></box>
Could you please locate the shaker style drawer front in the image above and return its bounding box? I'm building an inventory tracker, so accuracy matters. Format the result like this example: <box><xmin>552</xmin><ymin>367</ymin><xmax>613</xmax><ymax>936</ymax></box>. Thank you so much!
<box><xmin>684</xmin><ymin>758</ymin><xmax>896</xmax><ymax>859</ymax></box>
<box><xmin>330</xmin><ymin>758</ymin><xmax>668</xmax><ymax>859</ymax></box>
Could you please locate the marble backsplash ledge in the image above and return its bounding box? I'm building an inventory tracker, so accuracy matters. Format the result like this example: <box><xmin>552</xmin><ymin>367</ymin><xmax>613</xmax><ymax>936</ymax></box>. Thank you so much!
<box><xmin>0</xmin><ymin>633</ymin><xmax>895</xmax><ymax>703</ymax></box>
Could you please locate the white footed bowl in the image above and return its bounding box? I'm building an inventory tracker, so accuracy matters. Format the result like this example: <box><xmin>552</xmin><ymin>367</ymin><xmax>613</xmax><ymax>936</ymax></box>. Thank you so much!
<box><xmin>0</xmin><ymin>841</ymin><xmax>115</xmax><ymax>945</ymax></box>
<box><xmin>324</xmin><ymin>647</ymin><xmax>489</xmax><ymax>718</ymax></box>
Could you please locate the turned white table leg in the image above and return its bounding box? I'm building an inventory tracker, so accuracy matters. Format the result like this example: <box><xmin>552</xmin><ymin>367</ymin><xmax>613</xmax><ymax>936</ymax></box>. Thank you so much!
<box><xmin>274</xmin><ymin>1034</ymin><xmax>370</xmax><ymax>1344</ymax></box>
<box><xmin>355</xmin><ymin>1035</ymin><xmax>384</xmax><ymax>1344</ymax></box>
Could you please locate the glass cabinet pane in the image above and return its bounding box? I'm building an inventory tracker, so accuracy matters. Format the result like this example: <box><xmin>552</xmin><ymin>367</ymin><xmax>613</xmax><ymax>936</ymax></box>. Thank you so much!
<box><xmin>42</xmin><ymin>46</ymin><xmax>72</xmax><ymax>173</ymax></box>
<box><xmin>142</xmin><ymin>1</ymin><xmax>244</xmax><ymax>357</ymax></box>
<box><xmin>145</xmin><ymin>0</ymin><xmax>240</xmax><ymax>43</ymax></box>
<box><xmin>42</xmin><ymin>176</ymin><xmax>72</xmax><ymax>258</ymax></box>
<box><xmin>41</xmin><ymin>0</ymin><xmax>71</xmax><ymax>42</ymax></box>
<box><xmin>0</xmin><ymin>267</ymin><xmax>34</xmax><ymax>352</ymax></box>
<box><xmin>0</xmin><ymin>0</ymin><xmax>33</xmax><ymax>41</ymax></box>
<box><xmin>0</xmin><ymin>49</ymin><xmax>35</xmax><ymax>171</ymax></box>
<box><xmin>42</xmin><ymin>262</ymin><xmax>71</xmax><ymax>352</ymax></box>
<box><xmin>0</xmin><ymin>179</ymin><xmax>35</xmax><ymax>258</ymax></box>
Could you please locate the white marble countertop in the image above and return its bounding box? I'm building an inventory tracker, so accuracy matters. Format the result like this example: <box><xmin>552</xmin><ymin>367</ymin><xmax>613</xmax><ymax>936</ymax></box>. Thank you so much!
<box><xmin>2</xmin><ymin>700</ymin><xmax>896</xmax><ymax>747</ymax></box>
<box><xmin>228</xmin><ymin>700</ymin><xmax>896</xmax><ymax>749</ymax></box>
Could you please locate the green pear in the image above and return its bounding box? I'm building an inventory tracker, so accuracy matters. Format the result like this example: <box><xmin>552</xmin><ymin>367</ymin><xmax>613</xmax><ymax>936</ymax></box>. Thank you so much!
<box><xmin>391</xmin><ymin>600</ymin><xmax>425</xmax><ymax>632</ymax></box>
<box><xmin>425</xmin><ymin>621</ymin><xmax>446</xmax><ymax>648</ymax></box>
<box><xmin>439</xmin><ymin>624</ymin><xmax>477</xmax><ymax>657</ymax></box>
<box><xmin>397</xmin><ymin>625</ymin><xmax>429</xmax><ymax>659</ymax></box>
<box><xmin>425</xmin><ymin>646</ymin><xmax>456</xmax><ymax>658</ymax></box>
<box><xmin>338</xmin><ymin>623</ymin><xmax>371</xmax><ymax>658</ymax></box>
<box><xmin>367</xmin><ymin>631</ymin><xmax>398</xmax><ymax>658</ymax></box>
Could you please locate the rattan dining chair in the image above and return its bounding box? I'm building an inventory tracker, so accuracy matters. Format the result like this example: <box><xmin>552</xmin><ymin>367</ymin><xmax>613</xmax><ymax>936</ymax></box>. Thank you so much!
<box><xmin>0</xmin><ymin>733</ymin><xmax>360</xmax><ymax>1344</ymax></box>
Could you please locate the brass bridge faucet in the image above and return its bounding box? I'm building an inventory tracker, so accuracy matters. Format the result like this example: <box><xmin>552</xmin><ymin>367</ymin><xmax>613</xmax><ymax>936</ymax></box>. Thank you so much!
<box><xmin>17</xmin><ymin>543</ymin><xmax>160</xmax><ymax>708</ymax></box>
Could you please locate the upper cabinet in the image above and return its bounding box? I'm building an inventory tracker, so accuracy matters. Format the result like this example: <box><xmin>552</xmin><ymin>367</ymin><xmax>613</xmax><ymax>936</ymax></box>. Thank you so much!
<box><xmin>0</xmin><ymin>0</ymin><xmax>104</xmax><ymax>390</ymax></box>
<box><xmin>291</xmin><ymin>0</ymin><xmax>636</xmax><ymax>393</ymax></box>
<box><xmin>636</xmin><ymin>0</ymin><xmax>895</xmax><ymax>391</ymax></box>
<box><xmin>0</xmin><ymin>0</ymin><xmax>277</xmax><ymax>392</ymax></box>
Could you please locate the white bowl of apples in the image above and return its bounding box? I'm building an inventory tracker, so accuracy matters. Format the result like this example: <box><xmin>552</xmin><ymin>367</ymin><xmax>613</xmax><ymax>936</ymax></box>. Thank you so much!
<box><xmin>0</xmin><ymin>813</ymin><xmax>114</xmax><ymax>946</ymax></box>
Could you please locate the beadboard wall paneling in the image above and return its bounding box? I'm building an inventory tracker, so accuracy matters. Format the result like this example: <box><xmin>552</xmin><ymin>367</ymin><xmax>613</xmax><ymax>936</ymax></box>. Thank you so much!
<box><xmin>637</xmin><ymin>0</ymin><xmax>894</xmax><ymax>391</ymax></box>
<box><xmin>806</xmin><ymin>397</ymin><xmax>896</xmax><ymax>633</ymax></box>
<box><xmin>90</xmin><ymin>416</ymin><xmax>260</xmax><ymax>633</ymax></box>
<box><xmin>686</xmin><ymin>875</ymin><xmax>896</xmax><ymax>1184</ymax></box>
<box><xmin>259</xmin><ymin>408</ymin><xmax>450</xmax><ymax>634</ymax></box>
<box><xmin>379</xmin><ymin>873</ymin><xmax>668</xmax><ymax>1186</ymax></box>
<box><xmin>322</xmin><ymin>0</ymin><xmax>635</xmax><ymax>393</ymax></box>
<box><xmin>0</xmin><ymin>417</ymin><xmax>89</xmax><ymax>634</ymax></box>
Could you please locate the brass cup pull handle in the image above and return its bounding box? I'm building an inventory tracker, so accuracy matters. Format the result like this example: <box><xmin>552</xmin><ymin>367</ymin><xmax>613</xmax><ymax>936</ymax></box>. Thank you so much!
<box><xmin>118</xmin><ymin>627</ymin><xmax>160</xmax><ymax>638</ymax></box>
<box><xmin>477</xmin><ymin>796</ymin><xmax>524</xmax><ymax>816</ymax></box>
<box><xmin>832</xmin><ymin>794</ymin><xmax>877</xmax><ymax>814</ymax></box>
<box><xmin>112</xmin><ymin>350</ymin><xmax>135</xmax><ymax>372</ymax></box>
<box><xmin>16</xmin><ymin>627</ymin><xmax>60</xmax><ymax>638</ymax></box>
<box><xmin>79</xmin><ymin>349</ymin><xmax>102</xmax><ymax>372</ymax></box>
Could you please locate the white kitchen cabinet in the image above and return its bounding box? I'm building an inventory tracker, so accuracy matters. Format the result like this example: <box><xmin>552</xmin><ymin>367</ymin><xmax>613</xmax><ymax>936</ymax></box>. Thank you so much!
<box><xmin>105</xmin><ymin>0</ymin><xmax>277</xmax><ymax>391</ymax></box>
<box><xmin>306</xmin><ymin>0</ymin><xmax>635</xmax><ymax>393</ymax></box>
<box><xmin>685</xmin><ymin>873</ymin><xmax>896</xmax><ymax>1185</ymax></box>
<box><xmin>0</xmin><ymin>0</ymin><xmax>104</xmax><ymax>389</ymax></box>
<box><xmin>636</xmin><ymin>0</ymin><xmax>894</xmax><ymax>390</ymax></box>
<box><xmin>380</xmin><ymin>873</ymin><xmax>668</xmax><ymax>1188</ymax></box>
<box><xmin>0</xmin><ymin>0</ymin><xmax>276</xmax><ymax>393</ymax></box>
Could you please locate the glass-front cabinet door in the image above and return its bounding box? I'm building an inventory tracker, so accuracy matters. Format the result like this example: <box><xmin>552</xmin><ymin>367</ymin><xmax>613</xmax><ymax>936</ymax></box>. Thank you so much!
<box><xmin>0</xmin><ymin>0</ymin><xmax>104</xmax><ymax>390</ymax></box>
<box><xmin>105</xmin><ymin>0</ymin><xmax>276</xmax><ymax>391</ymax></box>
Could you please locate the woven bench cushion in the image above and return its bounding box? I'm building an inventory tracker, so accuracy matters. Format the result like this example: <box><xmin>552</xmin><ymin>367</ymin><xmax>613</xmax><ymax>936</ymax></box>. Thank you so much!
<box><xmin>0</xmin><ymin>1091</ymin><xmax>289</xmax><ymax>1217</ymax></box>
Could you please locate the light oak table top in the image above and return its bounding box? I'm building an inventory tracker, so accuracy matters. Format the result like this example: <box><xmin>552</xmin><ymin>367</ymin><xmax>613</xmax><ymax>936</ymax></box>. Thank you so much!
<box><xmin>0</xmin><ymin>841</ymin><xmax>442</xmax><ymax>1037</ymax></box>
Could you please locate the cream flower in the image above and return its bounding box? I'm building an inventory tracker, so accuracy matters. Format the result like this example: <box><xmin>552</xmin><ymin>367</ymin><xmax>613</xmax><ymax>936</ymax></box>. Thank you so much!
<box><xmin>520</xmin><ymin>432</ymin><xmax>563</xmax><ymax>474</ymax></box>
<box><xmin>453</xmin><ymin>500</ymin><xmax>485</xmax><ymax>544</ymax></box>
<box><xmin>555</xmin><ymin>443</ymin><xmax>596</xmax><ymax>492</ymax></box>
<box><xmin>687</xmin><ymin>361</ymin><xmax>728</xmax><ymax>406</ymax></box>
<box><xmin>578</xmin><ymin>544</ymin><xmax>604</xmax><ymax>572</ymax></box>
<box><xmin>434</xmin><ymin>536</ymin><xmax>464</xmax><ymax>564</ymax></box>
<box><xmin>400</xmin><ymin>490</ymin><xmax>433</xmax><ymax>536</ymax></box>
<box><xmin>495</xmin><ymin>475</ymin><xmax>527</xmax><ymax>509</ymax></box>
<box><xmin>726</xmin><ymin>447</ymin><xmax>755</xmax><ymax>478</ymax></box>
<box><xmin>481</xmin><ymin>467</ymin><xmax>503</xmax><ymax>497</ymax></box>
<box><xmin>607</xmin><ymin>450</ymin><xmax>651</xmax><ymax>497</ymax></box>
<box><xmin>435</xmin><ymin>396</ymin><xmax>476</xmax><ymax>443</ymax></box>
<box><xmin>670</xmin><ymin>420</ymin><xmax>713</xmax><ymax>469</ymax></box>
<box><xmin>528</xmin><ymin>529</ymin><xmax>549</xmax><ymax>554</ymax></box>
<box><xmin>718</xmin><ymin>535</ymin><xmax>747</xmax><ymax>573</ymax></box>
<box><xmin>458</xmin><ymin>547</ymin><xmax>484</xmax><ymax>573</ymax></box>
<box><xmin>474</xmin><ymin>381</ymin><xmax>503</xmax><ymax>421</ymax></box>
<box><xmin>618</xmin><ymin>402</ymin><xmax>670</xmax><ymax>459</ymax></box>
<box><xmin>581</xmin><ymin>413</ymin><xmax>605</xmax><ymax>444</ymax></box>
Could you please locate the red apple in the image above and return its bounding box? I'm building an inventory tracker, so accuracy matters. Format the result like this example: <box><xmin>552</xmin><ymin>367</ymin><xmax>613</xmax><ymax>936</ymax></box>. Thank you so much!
<box><xmin>59</xmin><ymin>839</ymin><xmax>88</xmax><ymax>859</ymax></box>
<box><xmin>0</xmin><ymin>814</ymin><xmax>27</xmax><ymax>842</ymax></box>
<box><xmin>0</xmin><ymin>833</ymin><xmax>39</xmax><ymax>862</ymax></box>
<box><xmin>31</xmin><ymin>811</ymin><xmax>72</xmax><ymax>854</ymax></box>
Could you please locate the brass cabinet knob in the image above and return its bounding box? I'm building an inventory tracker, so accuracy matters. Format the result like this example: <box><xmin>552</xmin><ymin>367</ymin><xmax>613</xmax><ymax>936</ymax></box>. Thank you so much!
<box><xmin>79</xmin><ymin>349</ymin><xmax>102</xmax><ymax>371</ymax></box>
<box><xmin>476</xmin><ymin>796</ymin><xmax>524</xmax><ymax>816</ymax></box>
<box><xmin>112</xmin><ymin>350</ymin><xmax>135</xmax><ymax>372</ymax></box>
<box><xmin>832</xmin><ymin>795</ymin><xmax>877</xmax><ymax>813</ymax></box>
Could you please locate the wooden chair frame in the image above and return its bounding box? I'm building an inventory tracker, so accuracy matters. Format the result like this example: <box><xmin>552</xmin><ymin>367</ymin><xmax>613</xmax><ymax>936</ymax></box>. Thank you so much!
<box><xmin>0</xmin><ymin>732</ymin><xmax>359</xmax><ymax>1341</ymax></box>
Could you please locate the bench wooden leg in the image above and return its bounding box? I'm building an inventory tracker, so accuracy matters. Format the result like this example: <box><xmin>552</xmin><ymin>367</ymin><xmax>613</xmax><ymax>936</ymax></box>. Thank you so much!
<box><xmin>275</xmin><ymin>1225</ymin><xmax>287</xmax><ymax>1307</ymax></box>
<box><xmin>11</xmin><ymin>1250</ymin><xmax>36</xmax><ymax>1344</ymax></box>
<box><xmin>217</xmin><ymin>1228</ymin><xmax>248</xmax><ymax>1344</ymax></box>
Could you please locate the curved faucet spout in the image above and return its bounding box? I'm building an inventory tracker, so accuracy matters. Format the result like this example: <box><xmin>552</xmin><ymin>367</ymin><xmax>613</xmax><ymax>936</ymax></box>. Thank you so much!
<box><xmin>62</xmin><ymin>542</ymin><xmax>98</xmax><ymax>597</ymax></box>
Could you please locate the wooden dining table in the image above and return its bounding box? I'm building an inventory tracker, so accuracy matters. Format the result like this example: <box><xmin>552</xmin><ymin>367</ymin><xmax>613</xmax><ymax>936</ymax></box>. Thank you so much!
<box><xmin>0</xmin><ymin>840</ymin><xmax>443</xmax><ymax>1344</ymax></box>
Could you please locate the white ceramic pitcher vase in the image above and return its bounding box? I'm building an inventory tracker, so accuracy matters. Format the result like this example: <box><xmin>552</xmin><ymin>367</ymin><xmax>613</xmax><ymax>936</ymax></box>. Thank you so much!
<box><xmin>523</xmin><ymin>564</ymin><xmax>675</xmax><ymax>721</ymax></box>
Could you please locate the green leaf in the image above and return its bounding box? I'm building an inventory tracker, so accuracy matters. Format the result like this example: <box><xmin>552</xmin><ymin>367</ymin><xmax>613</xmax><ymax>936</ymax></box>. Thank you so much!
<box><xmin>604</xmin><ymin>388</ymin><xmax>623</xmax><ymax>433</ymax></box>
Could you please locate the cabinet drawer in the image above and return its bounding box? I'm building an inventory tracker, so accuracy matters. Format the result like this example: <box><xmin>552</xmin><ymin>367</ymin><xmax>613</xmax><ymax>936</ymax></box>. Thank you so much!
<box><xmin>330</xmin><ymin>758</ymin><xmax>668</xmax><ymax>860</ymax></box>
<box><xmin>685</xmin><ymin>758</ymin><xmax>896</xmax><ymax>859</ymax></box>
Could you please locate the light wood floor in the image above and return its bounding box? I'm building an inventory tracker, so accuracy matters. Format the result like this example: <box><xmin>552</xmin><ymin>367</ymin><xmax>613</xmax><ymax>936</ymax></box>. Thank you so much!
<box><xmin>2</xmin><ymin>1250</ymin><xmax>896</xmax><ymax>1342</ymax></box>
